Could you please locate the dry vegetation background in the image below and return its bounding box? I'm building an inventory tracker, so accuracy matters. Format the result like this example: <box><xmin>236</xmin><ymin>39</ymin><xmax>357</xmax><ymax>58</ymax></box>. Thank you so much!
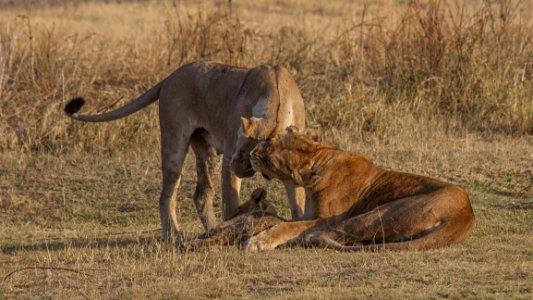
<box><xmin>0</xmin><ymin>0</ymin><xmax>532</xmax><ymax>298</ymax></box>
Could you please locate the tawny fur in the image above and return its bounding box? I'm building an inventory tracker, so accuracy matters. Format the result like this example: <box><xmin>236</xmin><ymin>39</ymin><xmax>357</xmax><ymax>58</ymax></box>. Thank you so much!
<box><xmin>246</xmin><ymin>127</ymin><xmax>475</xmax><ymax>251</ymax></box>
<box><xmin>182</xmin><ymin>188</ymin><xmax>285</xmax><ymax>251</ymax></box>
<box><xmin>64</xmin><ymin>61</ymin><xmax>306</xmax><ymax>241</ymax></box>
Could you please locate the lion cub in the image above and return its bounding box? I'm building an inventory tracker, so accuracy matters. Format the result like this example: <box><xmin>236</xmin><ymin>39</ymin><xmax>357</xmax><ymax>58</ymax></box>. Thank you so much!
<box><xmin>182</xmin><ymin>188</ymin><xmax>286</xmax><ymax>251</ymax></box>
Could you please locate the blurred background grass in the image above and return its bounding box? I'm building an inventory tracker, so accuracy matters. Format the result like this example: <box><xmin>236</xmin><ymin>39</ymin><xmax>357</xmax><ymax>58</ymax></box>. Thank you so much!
<box><xmin>0</xmin><ymin>0</ymin><xmax>531</xmax><ymax>154</ymax></box>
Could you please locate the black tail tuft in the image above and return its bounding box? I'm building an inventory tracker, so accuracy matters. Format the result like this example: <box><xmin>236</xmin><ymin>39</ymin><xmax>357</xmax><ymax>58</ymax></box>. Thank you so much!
<box><xmin>64</xmin><ymin>97</ymin><xmax>85</xmax><ymax>115</ymax></box>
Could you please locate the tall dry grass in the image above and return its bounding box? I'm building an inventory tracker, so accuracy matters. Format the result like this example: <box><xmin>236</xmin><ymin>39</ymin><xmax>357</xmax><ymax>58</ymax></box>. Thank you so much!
<box><xmin>0</xmin><ymin>0</ymin><xmax>531</xmax><ymax>153</ymax></box>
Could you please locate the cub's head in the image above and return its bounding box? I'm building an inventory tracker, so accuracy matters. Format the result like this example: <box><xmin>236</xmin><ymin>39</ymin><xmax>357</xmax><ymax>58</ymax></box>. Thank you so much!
<box><xmin>232</xmin><ymin>117</ymin><xmax>275</xmax><ymax>178</ymax></box>
<box><xmin>250</xmin><ymin>126</ymin><xmax>324</xmax><ymax>187</ymax></box>
<box><xmin>228</xmin><ymin>188</ymin><xmax>277</xmax><ymax>219</ymax></box>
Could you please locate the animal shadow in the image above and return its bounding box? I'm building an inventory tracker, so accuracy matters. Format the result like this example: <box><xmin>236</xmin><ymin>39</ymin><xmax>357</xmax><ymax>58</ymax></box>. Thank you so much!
<box><xmin>1</xmin><ymin>231</ymin><xmax>165</xmax><ymax>255</ymax></box>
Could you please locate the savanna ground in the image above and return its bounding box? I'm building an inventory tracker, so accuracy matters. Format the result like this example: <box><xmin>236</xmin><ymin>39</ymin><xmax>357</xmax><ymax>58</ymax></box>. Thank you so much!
<box><xmin>0</xmin><ymin>0</ymin><xmax>532</xmax><ymax>298</ymax></box>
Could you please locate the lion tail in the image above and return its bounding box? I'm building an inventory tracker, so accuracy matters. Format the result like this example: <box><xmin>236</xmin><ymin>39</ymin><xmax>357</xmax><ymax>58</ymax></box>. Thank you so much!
<box><xmin>64</xmin><ymin>80</ymin><xmax>163</xmax><ymax>122</ymax></box>
<box><xmin>309</xmin><ymin>218</ymin><xmax>474</xmax><ymax>252</ymax></box>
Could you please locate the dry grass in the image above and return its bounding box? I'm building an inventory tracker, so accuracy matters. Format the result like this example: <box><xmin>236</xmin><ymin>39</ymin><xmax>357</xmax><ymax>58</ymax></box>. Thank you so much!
<box><xmin>0</xmin><ymin>0</ymin><xmax>532</xmax><ymax>298</ymax></box>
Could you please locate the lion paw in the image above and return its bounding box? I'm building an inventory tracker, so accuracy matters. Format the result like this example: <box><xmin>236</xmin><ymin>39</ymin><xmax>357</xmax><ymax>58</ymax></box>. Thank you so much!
<box><xmin>243</xmin><ymin>235</ymin><xmax>274</xmax><ymax>252</ymax></box>
<box><xmin>304</xmin><ymin>231</ymin><xmax>341</xmax><ymax>248</ymax></box>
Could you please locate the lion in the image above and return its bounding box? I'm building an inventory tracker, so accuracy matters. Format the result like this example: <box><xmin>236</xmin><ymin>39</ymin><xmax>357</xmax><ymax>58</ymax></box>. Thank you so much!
<box><xmin>64</xmin><ymin>61</ymin><xmax>306</xmax><ymax>241</ymax></box>
<box><xmin>244</xmin><ymin>127</ymin><xmax>475</xmax><ymax>251</ymax></box>
<box><xmin>182</xmin><ymin>188</ymin><xmax>285</xmax><ymax>251</ymax></box>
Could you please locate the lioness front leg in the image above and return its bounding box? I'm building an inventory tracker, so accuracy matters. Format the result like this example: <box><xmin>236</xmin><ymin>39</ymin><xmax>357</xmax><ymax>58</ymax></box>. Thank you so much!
<box><xmin>190</xmin><ymin>134</ymin><xmax>220</xmax><ymax>232</ymax></box>
<box><xmin>283</xmin><ymin>181</ymin><xmax>306</xmax><ymax>219</ymax></box>
<box><xmin>221</xmin><ymin>155</ymin><xmax>241</xmax><ymax>220</ymax></box>
<box><xmin>244</xmin><ymin>219</ymin><xmax>321</xmax><ymax>251</ymax></box>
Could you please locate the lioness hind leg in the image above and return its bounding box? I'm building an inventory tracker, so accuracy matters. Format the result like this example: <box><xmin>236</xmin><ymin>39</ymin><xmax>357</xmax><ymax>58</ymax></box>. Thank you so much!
<box><xmin>311</xmin><ymin>186</ymin><xmax>474</xmax><ymax>250</ymax></box>
<box><xmin>190</xmin><ymin>133</ymin><xmax>220</xmax><ymax>232</ymax></box>
<box><xmin>309</xmin><ymin>220</ymin><xmax>469</xmax><ymax>252</ymax></box>
<box><xmin>332</xmin><ymin>195</ymin><xmax>442</xmax><ymax>245</ymax></box>
<box><xmin>159</xmin><ymin>132</ymin><xmax>191</xmax><ymax>242</ymax></box>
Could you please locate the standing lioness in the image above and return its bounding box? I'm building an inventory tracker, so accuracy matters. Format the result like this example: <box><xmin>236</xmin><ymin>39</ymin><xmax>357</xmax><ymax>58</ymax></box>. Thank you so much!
<box><xmin>64</xmin><ymin>61</ymin><xmax>306</xmax><ymax>241</ymax></box>
<box><xmin>246</xmin><ymin>127</ymin><xmax>475</xmax><ymax>251</ymax></box>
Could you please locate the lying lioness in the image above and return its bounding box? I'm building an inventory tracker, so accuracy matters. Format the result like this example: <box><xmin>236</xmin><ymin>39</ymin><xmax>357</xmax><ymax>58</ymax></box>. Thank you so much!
<box><xmin>64</xmin><ymin>61</ymin><xmax>306</xmax><ymax>241</ymax></box>
<box><xmin>245</xmin><ymin>127</ymin><xmax>475</xmax><ymax>251</ymax></box>
<box><xmin>183</xmin><ymin>188</ymin><xmax>285</xmax><ymax>251</ymax></box>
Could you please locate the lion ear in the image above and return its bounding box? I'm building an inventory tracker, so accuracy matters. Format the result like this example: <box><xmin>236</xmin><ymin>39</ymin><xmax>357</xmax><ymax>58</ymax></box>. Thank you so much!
<box><xmin>304</xmin><ymin>125</ymin><xmax>322</xmax><ymax>142</ymax></box>
<box><xmin>241</xmin><ymin>117</ymin><xmax>260</xmax><ymax>138</ymax></box>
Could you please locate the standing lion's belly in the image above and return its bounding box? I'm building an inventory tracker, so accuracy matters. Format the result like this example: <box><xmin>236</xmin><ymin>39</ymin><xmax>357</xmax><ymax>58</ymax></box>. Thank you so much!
<box><xmin>200</xmin><ymin>130</ymin><xmax>225</xmax><ymax>154</ymax></box>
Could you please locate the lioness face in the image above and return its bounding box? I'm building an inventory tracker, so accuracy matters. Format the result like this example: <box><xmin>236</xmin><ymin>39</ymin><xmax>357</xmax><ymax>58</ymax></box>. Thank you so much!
<box><xmin>232</xmin><ymin>116</ymin><xmax>275</xmax><ymax>178</ymax></box>
<box><xmin>250</xmin><ymin>129</ymin><xmax>318</xmax><ymax>186</ymax></box>
<box><xmin>232</xmin><ymin>134</ymin><xmax>259</xmax><ymax>178</ymax></box>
